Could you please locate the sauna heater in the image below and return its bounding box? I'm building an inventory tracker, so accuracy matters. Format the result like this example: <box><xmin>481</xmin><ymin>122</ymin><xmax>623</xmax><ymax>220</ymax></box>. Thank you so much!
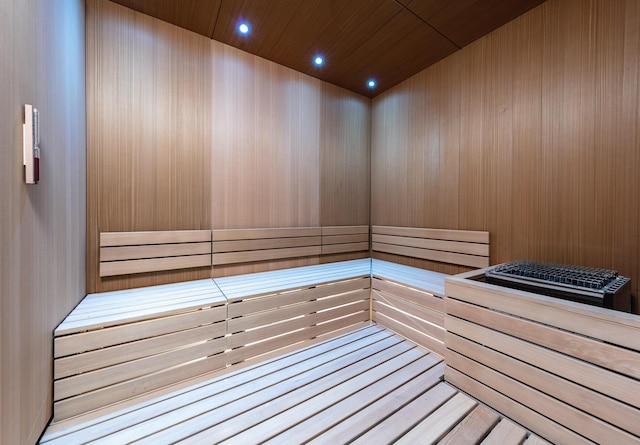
<box><xmin>485</xmin><ymin>260</ymin><xmax>631</xmax><ymax>312</ymax></box>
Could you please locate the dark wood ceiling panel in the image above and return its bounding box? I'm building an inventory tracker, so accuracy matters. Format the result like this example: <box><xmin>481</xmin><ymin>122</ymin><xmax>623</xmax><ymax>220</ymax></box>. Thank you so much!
<box><xmin>110</xmin><ymin>0</ymin><xmax>221</xmax><ymax>37</ymax></box>
<box><xmin>324</xmin><ymin>9</ymin><xmax>459</xmax><ymax>96</ymax></box>
<box><xmin>404</xmin><ymin>0</ymin><xmax>546</xmax><ymax>48</ymax></box>
<box><xmin>211</xmin><ymin>0</ymin><xmax>402</xmax><ymax>81</ymax></box>
<box><xmin>107</xmin><ymin>0</ymin><xmax>547</xmax><ymax>97</ymax></box>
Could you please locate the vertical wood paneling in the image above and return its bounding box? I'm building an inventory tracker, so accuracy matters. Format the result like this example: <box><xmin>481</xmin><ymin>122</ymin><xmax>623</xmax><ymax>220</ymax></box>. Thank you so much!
<box><xmin>210</xmin><ymin>40</ymin><xmax>321</xmax><ymax>230</ymax></box>
<box><xmin>372</xmin><ymin>0</ymin><xmax>640</xmax><ymax>312</ymax></box>
<box><xmin>0</xmin><ymin>0</ymin><xmax>86</xmax><ymax>443</ymax></box>
<box><xmin>87</xmin><ymin>5</ymin><xmax>371</xmax><ymax>284</ymax></box>
<box><xmin>86</xmin><ymin>0</ymin><xmax>212</xmax><ymax>292</ymax></box>
<box><xmin>320</xmin><ymin>83</ymin><xmax>370</xmax><ymax>227</ymax></box>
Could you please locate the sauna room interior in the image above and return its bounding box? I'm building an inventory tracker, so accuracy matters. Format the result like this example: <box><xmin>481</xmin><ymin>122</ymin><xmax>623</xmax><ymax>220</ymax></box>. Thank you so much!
<box><xmin>2</xmin><ymin>0</ymin><xmax>640</xmax><ymax>444</ymax></box>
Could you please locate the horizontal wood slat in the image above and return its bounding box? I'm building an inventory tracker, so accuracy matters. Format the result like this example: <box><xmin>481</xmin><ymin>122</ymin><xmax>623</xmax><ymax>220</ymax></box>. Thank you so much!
<box><xmin>372</xmin><ymin>242</ymin><xmax>489</xmax><ymax>269</ymax></box>
<box><xmin>100</xmin><ymin>254</ymin><xmax>211</xmax><ymax>277</ymax></box>
<box><xmin>372</xmin><ymin>226</ymin><xmax>489</xmax><ymax>244</ymax></box>
<box><xmin>212</xmin><ymin>246</ymin><xmax>322</xmax><ymax>265</ymax></box>
<box><xmin>100</xmin><ymin>230</ymin><xmax>211</xmax><ymax>246</ymax></box>
<box><xmin>99</xmin><ymin>230</ymin><xmax>213</xmax><ymax>277</ymax></box>
<box><xmin>212</xmin><ymin>227</ymin><xmax>322</xmax><ymax>241</ymax></box>
<box><xmin>444</xmin><ymin>271</ymin><xmax>640</xmax><ymax>444</ymax></box>
<box><xmin>372</xmin><ymin>226</ymin><xmax>490</xmax><ymax>269</ymax></box>
<box><xmin>213</xmin><ymin>237</ymin><xmax>322</xmax><ymax>253</ymax></box>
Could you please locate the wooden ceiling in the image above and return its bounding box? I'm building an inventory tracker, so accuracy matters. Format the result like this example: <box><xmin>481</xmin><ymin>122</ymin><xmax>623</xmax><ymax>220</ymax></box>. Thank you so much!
<box><xmin>108</xmin><ymin>0</ymin><xmax>546</xmax><ymax>97</ymax></box>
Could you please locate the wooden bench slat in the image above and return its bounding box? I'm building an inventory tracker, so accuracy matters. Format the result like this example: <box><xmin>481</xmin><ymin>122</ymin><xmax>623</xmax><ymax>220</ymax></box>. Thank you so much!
<box><xmin>446</xmin><ymin>271</ymin><xmax>640</xmax><ymax>352</ymax></box>
<box><xmin>321</xmin><ymin>226</ymin><xmax>369</xmax><ymax>236</ymax></box>
<box><xmin>54</xmin><ymin>336</ymin><xmax>228</xmax><ymax>401</ymax></box>
<box><xmin>446</xmin><ymin>331</ymin><xmax>640</xmax><ymax>438</ymax></box>
<box><xmin>372</xmin><ymin>278</ymin><xmax>444</xmax><ymax>313</ymax></box>
<box><xmin>227</xmin><ymin>299</ymin><xmax>370</xmax><ymax>349</ymax></box>
<box><xmin>322</xmin><ymin>234</ymin><xmax>369</xmax><ymax>245</ymax></box>
<box><xmin>373</xmin><ymin>290</ymin><xmax>444</xmax><ymax>327</ymax></box>
<box><xmin>373</xmin><ymin>242</ymin><xmax>489</xmax><ymax>268</ymax></box>
<box><xmin>212</xmin><ymin>227</ymin><xmax>321</xmax><ymax>241</ymax></box>
<box><xmin>321</xmin><ymin>242</ymin><xmax>369</xmax><ymax>255</ymax></box>
<box><xmin>372</xmin><ymin>225</ymin><xmax>489</xmax><ymax>244</ymax></box>
<box><xmin>228</xmin><ymin>290</ymin><xmax>369</xmax><ymax>334</ymax></box>
<box><xmin>445</xmin><ymin>316</ymin><xmax>640</xmax><ymax>410</ymax></box>
<box><xmin>212</xmin><ymin>246</ymin><xmax>322</xmax><ymax>265</ymax></box>
<box><xmin>212</xmin><ymin>236</ymin><xmax>321</xmax><ymax>253</ymax></box>
<box><xmin>54</xmin><ymin>308</ymin><xmax>220</xmax><ymax>357</ymax></box>
<box><xmin>373</xmin><ymin>234</ymin><xmax>489</xmax><ymax>256</ymax></box>
<box><xmin>100</xmin><ymin>242</ymin><xmax>211</xmax><ymax>262</ymax></box>
<box><xmin>446</xmin><ymin>349</ymin><xmax>638</xmax><ymax>445</ymax></box>
<box><xmin>446</xmin><ymin>296</ymin><xmax>640</xmax><ymax>380</ymax></box>
<box><xmin>55</xmin><ymin>322</ymin><xmax>227</xmax><ymax>379</ymax></box>
<box><xmin>100</xmin><ymin>230</ymin><xmax>211</xmax><ymax>246</ymax></box>
<box><xmin>228</xmin><ymin>277</ymin><xmax>369</xmax><ymax>318</ymax></box>
<box><xmin>372</xmin><ymin>311</ymin><xmax>445</xmax><ymax>357</ymax></box>
<box><xmin>100</xmin><ymin>254</ymin><xmax>211</xmax><ymax>277</ymax></box>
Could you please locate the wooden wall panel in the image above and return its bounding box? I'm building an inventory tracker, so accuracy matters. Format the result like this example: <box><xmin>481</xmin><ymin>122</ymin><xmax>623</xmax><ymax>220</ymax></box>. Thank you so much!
<box><xmin>210</xmin><ymin>40</ymin><xmax>321</xmax><ymax>230</ymax></box>
<box><xmin>371</xmin><ymin>0</ymin><xmax>640</xmax><ymax>312</ymax></box>
<box><xmin>0</xmin><ymin>0</ymin><xmax>87</xmax><ymax>443</ymax></box>
<box><xmin>86</xmin><ymin>0</ymin><xmax>213</xmax><ymax>292</ymax></box>
<box><xmin>87</xmin><ymin>4</ymin><xmax>371</xmax><ymax>284</ymax></box>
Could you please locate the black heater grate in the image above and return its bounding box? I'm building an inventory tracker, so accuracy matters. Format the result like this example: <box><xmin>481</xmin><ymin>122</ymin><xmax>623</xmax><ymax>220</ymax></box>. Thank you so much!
<box><xmin>485</xmin><ymin>260</ymin><xmax>631</xmax><ymax>312</ymax></box>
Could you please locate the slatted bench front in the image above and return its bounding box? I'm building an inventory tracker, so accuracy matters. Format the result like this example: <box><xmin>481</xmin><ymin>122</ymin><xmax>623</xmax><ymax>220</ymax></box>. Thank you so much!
<box><xmin>217</xmin><ymin>259</ymin><xmax>371</xmax><ymax>365</ymax></box>
<box><xmin>53</xmin><ymin>279</ymin><xmax>227</xmax><ymax>421</ymax></box>
<box><xmin>445</xmin><ymin>270</ymin><xmax>640</xmax><ymax>445</ymax></box>
<box><xmin>52</xmin><ymin>259</ymin><xmax>371</xmax><ymax>422</ymax></box>
<box><xmin>370</xmin><ymin>226</ymin><xmax>490</xmax><ymax>357</ymax></box>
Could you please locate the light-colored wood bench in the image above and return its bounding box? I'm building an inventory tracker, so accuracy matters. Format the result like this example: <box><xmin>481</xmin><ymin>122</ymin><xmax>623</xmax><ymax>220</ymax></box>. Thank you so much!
<box><xmin>218</xmin><ymin>258</ymin><xmax>371</xmax><ymax>365</ymax></box>
<box><xmin>445</xmin><ymin>269</ymin><xmax>640</xmax><ymax>445</ymax></box>
<box><xmin>52</xmin><ymin>259</ymin><xmax>371</xmax><ymax>422</ymax></box>
<box><xmin>371</xmin><ymin>226</ymin><xmax>490</xmax><ymax>356</ymax></box>
<box><xmin>99</xmin><ymin>230</ymin><xmax>211</xmax><ymax>277</ymax></box>
<box><xmin>53</xmin><ymin>279</ymin><xmax>227</xmax><ymax>421</ymax></box>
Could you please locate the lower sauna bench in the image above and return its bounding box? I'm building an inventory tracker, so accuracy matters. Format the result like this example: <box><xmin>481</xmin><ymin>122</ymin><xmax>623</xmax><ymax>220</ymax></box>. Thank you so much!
<box><xmin>52</xmin><ymin>279</ymin><xmax>229</xmax><ymax>421</ymax></box>
<box><xmin>40</xmin><ymin>324</ymin><xmax>548</xmax><ymax>444</ymax></box>
<box><xmin>371</xmin><ymin>259</ymin><xmax>448</xmax><ymax>357</ymax></box>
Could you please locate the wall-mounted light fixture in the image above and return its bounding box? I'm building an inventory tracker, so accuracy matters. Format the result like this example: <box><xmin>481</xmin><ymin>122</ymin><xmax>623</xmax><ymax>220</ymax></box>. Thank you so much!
<box><xmin>23</xmin><ymin>104</ymin><xmax>40</xmax><ymax>184</ymax></box>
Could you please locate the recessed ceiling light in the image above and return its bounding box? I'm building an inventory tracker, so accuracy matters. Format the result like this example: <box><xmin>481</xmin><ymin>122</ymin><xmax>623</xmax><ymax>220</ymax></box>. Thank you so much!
<box><xmin>314</xmin><ymin>56</ymin><xmax>324</xmax><ymax>66</ymax></box>
<box><xmin>367</xmin><ymin>80</ymin><xmax>377</xmax><ymax>88</ymax></box>
<box><xmin>238</xmin><ymin>23</ymin><xmax>250</xmax><ymax>34</ymax></box>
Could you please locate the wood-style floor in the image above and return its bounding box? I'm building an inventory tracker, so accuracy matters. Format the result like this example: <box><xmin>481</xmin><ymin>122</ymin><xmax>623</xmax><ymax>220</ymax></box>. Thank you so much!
<box><xmin>41</xmin><ymin>324</ymin><xmax>547</xmax><ymax>444</ymax></box>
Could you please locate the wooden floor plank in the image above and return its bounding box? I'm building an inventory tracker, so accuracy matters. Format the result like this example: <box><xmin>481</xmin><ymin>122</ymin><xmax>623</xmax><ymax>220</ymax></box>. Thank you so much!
<box><xmin>342</xmin><ymin>383</ymin><xmax>457</xmax><ymax>444</ymax></box>
<box><xmin>438</xmin><ymin>404</ymin><xmax>500</xmax><ymax>445</ymax></box>
<box><xmin>185</xmin><ymin>344</ymin><xmax>427</xmax><ymax>444</ymax></box>
<box><xmin>480</xmin><ymin>418</ymin><xmax>528</xmax><ymax>444</ymax></box>
<box><xmin>129</xmin><ymin>335</ymin><xmax>407</xmax><ymax>444</ymax></box>
<box><xmin>223</xmin><ymin>351</ymin><xmax>440</xmax><ymax>445</ymax></box>
<box><xmin>393</xmin><ymin>392</ymin><xmax>478</xmax><ymax>444</ymax></box>
<box><xmin>42</xmin><ymin>325</ymin><xmax>383</xmax><ymax>444</ymax></box>
<box><xmin>263</xmin><ymin>361</ymin><xmax>446</xmax><ymax>444</ymax></box>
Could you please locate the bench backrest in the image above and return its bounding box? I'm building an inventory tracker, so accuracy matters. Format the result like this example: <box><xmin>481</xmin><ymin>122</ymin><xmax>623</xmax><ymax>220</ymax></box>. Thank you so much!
<box><xmin>99</xmin><ymin>230</ymin><xmax>212</xmax><ymax>277</ymax></box>
<box><xmin>99</xmin><ymin>226</ymin><xmax>369</xmax><ymax>278</ymax></box>
<box><xmin>371</xmin><ymin>225</ymin><xmax>490</xmax><ymax>269</ymax></box>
